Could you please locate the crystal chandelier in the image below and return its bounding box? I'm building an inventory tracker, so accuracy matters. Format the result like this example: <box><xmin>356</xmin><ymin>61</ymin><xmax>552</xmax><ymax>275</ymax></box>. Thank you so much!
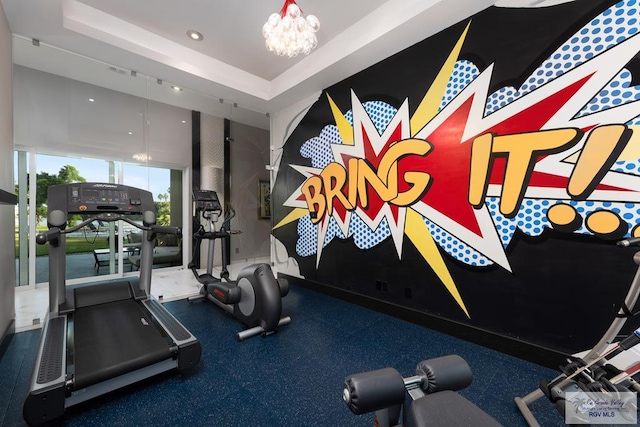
<box><xmin>263</xmin><ymin>0</ymin><xmax>320</xmax><ymax>58</ymax></box>
<box><xmin>132</xmin><ymin>152</ymin><xmax>152</xmax><ymax>162</ymax></box>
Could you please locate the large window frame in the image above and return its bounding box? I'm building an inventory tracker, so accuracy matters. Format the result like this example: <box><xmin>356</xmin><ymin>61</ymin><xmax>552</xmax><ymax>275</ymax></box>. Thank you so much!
<box><xmin>14</xmin><ymin>149</ymin><xmax>190</xmax><ymax>290</ymax></box>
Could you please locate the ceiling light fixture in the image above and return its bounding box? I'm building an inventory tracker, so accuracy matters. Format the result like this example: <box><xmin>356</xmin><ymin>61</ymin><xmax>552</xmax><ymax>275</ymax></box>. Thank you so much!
<box><xmin>171</xmin><ymin>85</ymin><xmax>182</xmax><ymax>91</ymax></box>
<box><xmin>263</xmin><ymin>0</ymin><xmax>319</xmax><ymax>57</ymax></box>
<box><xmin>132</xmin><ymin>152</ymin><xmax>152</xmax><ymax>162</ymax></box>
<box><xmin>187</xmin><ymin>30</ymin><xmax>203</xmax><ymax>41</ymax></box>
<box><xmin>88</xmin><ymin>98</ymin><xmax>95</xmax><ymax>102</ymax></box>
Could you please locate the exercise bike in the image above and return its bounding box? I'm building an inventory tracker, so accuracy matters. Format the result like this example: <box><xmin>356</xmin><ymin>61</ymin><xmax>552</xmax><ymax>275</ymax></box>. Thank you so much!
<box><xmin>188</xmin><ymin>189</ymin><xmax>291</xmax><ymax>341</ymax></box>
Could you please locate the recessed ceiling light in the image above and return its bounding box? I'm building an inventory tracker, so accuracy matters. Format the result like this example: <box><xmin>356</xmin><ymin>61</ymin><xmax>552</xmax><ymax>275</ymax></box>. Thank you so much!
<box><xmin>128</xmin><ymin>132</ymin><xmax>133</xmax><ymax>135</ymax></box>
<box><xmin>88</xmin><ymin>98</ymin><xmax>95</xmax><ymax>102</ymax></box>
<box><xmin>187</xmin><ymin>30</ymin><xmax>203</xmax><ymax>41</ymax></box>
<box><xmin>171</xmin><ymin>85</ymin><xmax>182</xmax><ymax>91</ymax></box>
<box><xmin>181</xmin><ymin>120</ymin><xmax>187</xmax><ymax>124</ymax></box>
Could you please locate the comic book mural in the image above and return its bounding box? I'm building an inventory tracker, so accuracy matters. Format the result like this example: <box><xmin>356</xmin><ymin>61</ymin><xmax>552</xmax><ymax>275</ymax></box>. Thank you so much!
<box><xmin>272</xmin><ymin>0</ymin><xmax>640</xmax><ymax>356</ymax></box>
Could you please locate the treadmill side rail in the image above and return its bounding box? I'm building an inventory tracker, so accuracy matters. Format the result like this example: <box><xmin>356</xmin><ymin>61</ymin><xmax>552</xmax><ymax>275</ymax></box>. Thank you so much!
<box><xmin>143</xmin><ymin>298</ymin><xmax>202</xmax><ymax>370</ymax></box>
<box><xmin>23</xmin><ymin>383</ymin><xmax>66</xmax><ymax>426</ymax></box>
<box><xmin>23</xmin><ymin>315</ymin><xmax>67</xmax><ymax>426</ymax></box>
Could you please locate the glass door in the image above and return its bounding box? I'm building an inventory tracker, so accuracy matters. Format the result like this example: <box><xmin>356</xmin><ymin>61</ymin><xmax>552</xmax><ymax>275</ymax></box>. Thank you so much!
<box><xmin>123</xmin><ymin>163</ymin><xmax>183</xmax><ymax>271</ymax></box>
<box><xmin>14</xmin><ymin>151</ymin><xmax>29</xmax><ymax>286</ymax></box>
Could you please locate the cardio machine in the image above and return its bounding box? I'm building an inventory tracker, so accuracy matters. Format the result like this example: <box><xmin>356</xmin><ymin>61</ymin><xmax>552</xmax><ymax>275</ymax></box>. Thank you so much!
<box><xmin>188</xmin><ymin>189</ymin><xmax>291</xmax><ymax>341</ymax></box>
<box><xmin>23</xmin><ymin>183</ymin><xmax>201</xmax><ymax>426</ymax></box>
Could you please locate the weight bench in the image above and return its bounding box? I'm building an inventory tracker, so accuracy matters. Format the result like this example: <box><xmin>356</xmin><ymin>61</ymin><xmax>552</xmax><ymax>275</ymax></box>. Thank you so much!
<box><xmin>343</xmin><ymin>355</ymin><xmax>502</xmax><ymax>427</ymax></box>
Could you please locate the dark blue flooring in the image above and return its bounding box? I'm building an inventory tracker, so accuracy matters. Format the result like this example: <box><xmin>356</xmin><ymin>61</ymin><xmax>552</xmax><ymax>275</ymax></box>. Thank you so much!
<box><xmin>1</xmin><ymin>285</ymin><xmax>567</xmax><ymax>426</ymax></box>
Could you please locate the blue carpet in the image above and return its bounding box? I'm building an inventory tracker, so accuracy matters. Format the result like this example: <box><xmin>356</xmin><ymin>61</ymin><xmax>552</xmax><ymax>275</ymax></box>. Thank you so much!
<box><xmin>1</xmin><ymin>285</ymin><xmax>567</xmax><ymax>426</ymax></box>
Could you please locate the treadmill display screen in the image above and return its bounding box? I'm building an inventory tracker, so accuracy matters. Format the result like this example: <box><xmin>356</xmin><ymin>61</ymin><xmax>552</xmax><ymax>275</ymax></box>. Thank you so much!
<box><xmin>68</xmin><ymin>183</ymin><xmax>142</xmax><ymax>214</ymax></box>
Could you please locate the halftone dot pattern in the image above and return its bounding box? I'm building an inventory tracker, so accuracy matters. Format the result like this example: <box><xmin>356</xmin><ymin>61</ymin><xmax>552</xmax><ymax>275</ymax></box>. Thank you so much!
<box><xmin>324</xmin><ymin>216</ymin><xmax>347</xmax><ymax>243</ymax></box>
<box><xmin>423</xmin><ymin>217</ymin><xmax>491</xmax><ymax>266</ymax></box>
<box><xmin>613</xmin><ymin>160</ymin><xmax>640</xmax><ymax>176</ymax></box>
<box><xmin>485</xmin><ymin>198</ymin><xmax>552</xmax><ymax>244</ymax></box>
<box><xmin>296</xmin><ymin>215</ymin><xmax>317</xmax><ymax>257</ymax></box>
<box><xmin>485</xmin><ymin>1</ymin><xmax>640</xmax><ymax>116</ymax></box>
<box><xmin>349</xmin><ymin>214</ymin><xmax>391</xmax><ymax>250</ymax></box>
<box><xmin>486</xmin><ymin>197</ymin><xmax>519</xmax><ymax>249</ymax></box>
<box><xmin>344</xmin><ymin>101</ymin><xmax>398</xmax><ymax>135</ymax></box>
<box><xmin>486</xmin><ymin>86</ymin><xmax>522</xmax><ymax>115</ymax></box>
<box><xmin>300</xmin><ymin>127</ymin><xmax>342</xmax><ymax>169</ymax></box>
<box><xmin>513</xmin><ymin>199</ymin><xmax>551</xmax><ymax>238</ymax></box>
<box><xmin>440</xmin><ymin>60</ymin><xmax>480</xmax><ymax>111</ymax></box>
<box><xmin>577</xmin><ymin>69</ymin><xmax>640</xmax><ymax>121</ymax></box>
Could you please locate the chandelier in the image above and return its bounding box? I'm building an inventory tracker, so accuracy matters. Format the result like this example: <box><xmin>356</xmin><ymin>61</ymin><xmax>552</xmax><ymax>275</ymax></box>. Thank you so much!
<box><xmin>132</xmin><ymin>152</ymin><xmax>152</xmax><ymax>162</ymax></box>
<box><xmin>262</xmin><ymin>0</ymin><xmax>320</xmax><ymax>57</ymax></box>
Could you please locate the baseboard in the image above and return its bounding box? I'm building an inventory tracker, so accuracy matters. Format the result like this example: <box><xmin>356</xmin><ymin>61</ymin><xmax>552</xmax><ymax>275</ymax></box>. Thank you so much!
<box><xmin>280</xmin><ymin>273</ymin><xmax>568</xmax><ymax>369</ymax></box>
<box><xmin>0</xmin><ymin>319</ymin><xmax>16</xmax><ymax>360</ymax></box>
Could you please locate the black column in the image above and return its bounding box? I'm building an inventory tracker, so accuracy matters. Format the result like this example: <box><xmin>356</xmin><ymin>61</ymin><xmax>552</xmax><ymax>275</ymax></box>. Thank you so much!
<box><xmin>191</xmin><ymin>110</ymin><xmax>201</xmax><ymax>268</ymax></box>
<box><xmin>191</xmin><ymin>111</ymin><xmax>201</xmax><ymax>191</ymax></box>
<box><xmin>224</xmin><ymin>119</ymin><xmax>231</xmax><ymax>268</ymax></box>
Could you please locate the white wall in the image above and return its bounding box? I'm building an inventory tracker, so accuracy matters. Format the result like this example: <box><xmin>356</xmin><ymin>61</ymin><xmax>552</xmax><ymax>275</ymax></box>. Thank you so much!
<box><xmin>0</xmin><ymin>2</ymin><xmax>15</xmax><ymax>341</ymax></box>
<box><xmin>269</xmin><ymin>92</ymin><xmax>320</xmax><ymax>276</ymax></box>
<box><xmin>13</xmin><ymin>65</ymin><xmax>192</xmax><ymax>167</ymax></box>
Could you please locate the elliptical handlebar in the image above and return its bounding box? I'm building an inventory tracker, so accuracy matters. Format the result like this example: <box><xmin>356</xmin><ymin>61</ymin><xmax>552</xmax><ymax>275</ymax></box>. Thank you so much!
<box><xmin>221</xmin><ymin>206</ymin><xmax>236</xmax><ymax>232</ymax></box>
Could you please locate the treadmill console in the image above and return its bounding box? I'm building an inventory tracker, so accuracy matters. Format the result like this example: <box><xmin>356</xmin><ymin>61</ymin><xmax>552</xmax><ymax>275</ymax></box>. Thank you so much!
<box><xmin>67</xmin><ymin>183</ymin><xmax>146</xmax><ymax>215</ymax></box>
<box><xmin>193</xmin><ymin>189</ymin><xmax>222</xmax><ymax>213</ymax></box>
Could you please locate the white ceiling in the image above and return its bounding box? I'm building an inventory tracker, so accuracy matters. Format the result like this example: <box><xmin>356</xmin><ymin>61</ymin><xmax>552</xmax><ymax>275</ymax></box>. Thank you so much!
<box><xmin>1</xmin><ymin>0</ymin><xmax>570</xmax><ymax>128</ymax></box>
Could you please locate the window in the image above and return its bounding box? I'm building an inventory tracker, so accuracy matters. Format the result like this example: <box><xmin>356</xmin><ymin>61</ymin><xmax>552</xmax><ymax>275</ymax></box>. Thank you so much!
<box><xmin>14</xmin><ymin>152</ymin><xmax>184</xmax><ymax>286</ymax></box>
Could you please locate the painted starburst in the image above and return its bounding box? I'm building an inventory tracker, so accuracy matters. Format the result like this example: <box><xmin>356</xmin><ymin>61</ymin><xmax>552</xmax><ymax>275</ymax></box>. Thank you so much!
<box><xmin>275</xmin><ymin>3</ymin><xmax>640</xmax><ymax>318</ymax></box>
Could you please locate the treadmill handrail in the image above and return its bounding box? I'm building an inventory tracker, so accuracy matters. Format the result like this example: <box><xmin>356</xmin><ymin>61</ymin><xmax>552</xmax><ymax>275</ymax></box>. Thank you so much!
<box><xmin>36</xmin><ymin>215</ymin><xmax>153</xmax><ymax>244</ymax></box>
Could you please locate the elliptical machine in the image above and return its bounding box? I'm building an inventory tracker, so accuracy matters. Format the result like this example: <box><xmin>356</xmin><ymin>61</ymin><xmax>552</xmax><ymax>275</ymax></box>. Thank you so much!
<box><xmin>188</xmin><ymin>189</ymin><xmax>291</xmax><ymax>341</ymax></box>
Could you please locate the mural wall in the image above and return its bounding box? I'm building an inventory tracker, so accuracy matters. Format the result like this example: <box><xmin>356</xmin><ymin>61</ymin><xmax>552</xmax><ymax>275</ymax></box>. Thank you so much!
<box><xmin>272</xmin><ymin>0</ymin><xmax>640</xmax><ymax>355</ymax></box>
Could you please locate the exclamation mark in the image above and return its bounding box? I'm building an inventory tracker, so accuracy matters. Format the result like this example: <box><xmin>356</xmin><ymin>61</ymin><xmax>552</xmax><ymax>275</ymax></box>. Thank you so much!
<box><xmin>567</xmin><ymin>124</ymin><xmax>631</xmax><ymax>200</ymax></box>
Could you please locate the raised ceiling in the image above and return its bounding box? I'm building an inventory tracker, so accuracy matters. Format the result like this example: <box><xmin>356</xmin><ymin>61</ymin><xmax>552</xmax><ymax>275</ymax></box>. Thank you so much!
<box><xmin>1</xmin><ymin>0</ymin><xmax>572</xmax><ymax>128</ymax></box>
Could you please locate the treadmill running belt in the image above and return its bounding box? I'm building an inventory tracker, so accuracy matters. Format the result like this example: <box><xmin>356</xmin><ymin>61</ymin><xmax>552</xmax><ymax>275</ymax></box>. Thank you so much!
<box><xmin>73</xmin><ymin>299</ymin><xmax>173</xmax><ymax>390</ymax></box>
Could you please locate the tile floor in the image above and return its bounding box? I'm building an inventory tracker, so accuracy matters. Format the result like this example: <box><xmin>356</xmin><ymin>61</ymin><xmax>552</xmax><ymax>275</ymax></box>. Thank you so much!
<box><xmin>14</xmin><ymin>257</ymin><xmax>270</xmax><ymax>332</ymax></box>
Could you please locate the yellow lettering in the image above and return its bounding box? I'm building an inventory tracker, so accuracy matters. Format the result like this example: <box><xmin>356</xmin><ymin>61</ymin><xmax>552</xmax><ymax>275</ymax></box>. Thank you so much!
<box><xmin>357</xmin><ymin>159</ymin><xmax>398</xmax><ymax>209</ymax></box>
<box><xmin>490</xmin><ymin>128</ymin><xmax>581</xmax><ymax>217</ymax></box>
<box><xmin>321</xmin><ymin>162</ymin><xmax>353</xmax><ymax>216</ymax></box>
<box><xmin>301</xmin><ymin>176</ymin><xmax>326</xmax><ymax>224</ymax></box>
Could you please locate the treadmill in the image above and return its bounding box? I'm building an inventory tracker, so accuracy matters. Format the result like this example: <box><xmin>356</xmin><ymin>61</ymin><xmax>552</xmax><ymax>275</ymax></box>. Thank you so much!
<box><xmin>23</xmin><ymin>183</ymin><xmax>201</xmax><ymax>426</ymax></box>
